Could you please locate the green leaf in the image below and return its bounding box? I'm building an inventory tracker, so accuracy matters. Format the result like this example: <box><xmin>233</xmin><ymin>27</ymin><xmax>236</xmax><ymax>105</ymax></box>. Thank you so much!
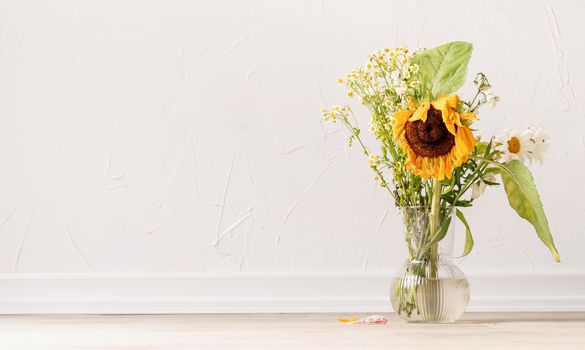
<box><xmin>427</xmin><ymin>216</ymin><xmax>452</xmax><ymax>247</ymax></box>
<box><xmin>455</xmin><ymin>209</ymin><xmax>474</xmax><ymax>258</ymax></box>
<box><xmin>474</xmin><ymin>141</ymin><xmax>488</xmax><ymax>156</ymax></box>
<box><xmin>412</xmin><ymin>41</ymin><xmax>473</xmax><ymax>98</ymax></box>
<box><xmin>499</xmin><ymin>160</ymin><xmax>560</xmax><ymax>262</ymax></box>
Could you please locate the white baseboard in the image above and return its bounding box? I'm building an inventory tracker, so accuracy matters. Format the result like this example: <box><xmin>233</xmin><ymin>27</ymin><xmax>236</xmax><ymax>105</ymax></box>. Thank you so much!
<box><xmin>0</xmin><ymin>273</ymin><xmax>583</xmax><ymax>314</ymax></box>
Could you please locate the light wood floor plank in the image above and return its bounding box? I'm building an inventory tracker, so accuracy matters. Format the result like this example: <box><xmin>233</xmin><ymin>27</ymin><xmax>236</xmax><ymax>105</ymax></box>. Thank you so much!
<box><xmin>0</xmin><ymin>313</ymin><xmax>583</xmax><ymax>349</ymax></box>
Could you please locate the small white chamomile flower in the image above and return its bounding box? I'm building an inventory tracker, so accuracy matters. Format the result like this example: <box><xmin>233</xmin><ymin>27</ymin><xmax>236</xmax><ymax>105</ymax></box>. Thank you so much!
<box><xmin>395</xmin><ymin>81</ymin><xmax>408</xmax><ymax>95</ymax></box>
<box><xmin>368</xmin><ymin>154</ymin><xmax>380</xmax><ymax>167</ymax></box>
<box><xmin>485</xmin><ymin>93</ymin><xmax>500</xmax><ymax>108</ymax></box>
<box><xmin>369</xmin><ymin>121</ymin><xmax>376</xmax><ymax>135</ymax></box>
<box><xmin>471</xmin><ymin>173</ymin><xmax>496</xmax><ymax>200</ymax></box>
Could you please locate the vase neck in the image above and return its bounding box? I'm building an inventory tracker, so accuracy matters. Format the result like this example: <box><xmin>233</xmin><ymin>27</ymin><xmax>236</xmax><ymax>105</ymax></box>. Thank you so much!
<box><xmin>399</xmin><ymin>205</ymin><xmax>455</xmax><ymax>261</ymax></box>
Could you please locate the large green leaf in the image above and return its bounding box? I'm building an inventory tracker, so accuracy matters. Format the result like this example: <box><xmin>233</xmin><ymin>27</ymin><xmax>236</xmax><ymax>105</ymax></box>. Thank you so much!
<box><xmin>412</xmin><ymin>41</ymin><xmax>473</xmax><ymax>98</ymax></box>
<box><xmin>499</xmin><ymin>160</ymin><xmax>560</xmax><ymax>262</ymax></box>
<box><xmin>455</xmin><ymin>209</ymin><xmax>474</xmax><ymax>258</ymax></box>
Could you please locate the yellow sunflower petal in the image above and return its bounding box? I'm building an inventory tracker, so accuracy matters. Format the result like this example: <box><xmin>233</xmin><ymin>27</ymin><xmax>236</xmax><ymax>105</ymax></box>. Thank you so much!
<box><xmin>445</xmin><ymin>160</ymin><xmax>454</xmax><ymax>179</ymax></box>
<box><xmin>409</xmin><ymin>102</ymin><xmax>430</xmax><ymax>122</ymax></box>
<box><xmin>460</xmin><ymin>112</ymin><xmax>478</xmax><ymax>121</ymax></box>
<box><xmin>452</xmin><ymin>112</ymin><xmax>463</xmax><ymax>127</ymax></box>
<box><xmin>444</xmin><ymin>94</ymin><xmax>460</xmax><ymax>108</ymax></box>
<box><xmin>407</xmin><ymin>96</ymin><xmax>416</xmax><ymax>110</ymax></box>
<box><xmin>431</xmin><ymin>96</ymin><xmax>461</xmax><ymax>136</ymax></box>
<box><xmin>431</xmin><ymin>98</ymin><xmax>446</xmax><ymax>111</ymax></box>
<box><xmin>455</xmin><ymin>126</ymin><xmax>476</xmax><ymax>161</ymax></box>
<box><xmin>392</xmin><ymin>109</ymin><xmax>413</xmax><ymax>139</ymax></box>
<box><xmin>431</xmin><ymin>94</ymin><xmax>460</xmax><ymax>110</ymax></box>
<box><xmin>442</xmin><ymin>111</ymin><xmax>458</xmax><ymax>136</ymax></box>
<box><xmin>438</xmin><ymin>157</ymin><xmax>445</xmax><ymax>179</ymax></box>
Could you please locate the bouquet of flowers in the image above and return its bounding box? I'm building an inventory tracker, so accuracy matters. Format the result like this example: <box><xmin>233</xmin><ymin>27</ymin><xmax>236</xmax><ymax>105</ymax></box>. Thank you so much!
<box><xmin>321</xmin><ymin>41</ymin><xmax>559</xmax><ymax>321</ymax></box>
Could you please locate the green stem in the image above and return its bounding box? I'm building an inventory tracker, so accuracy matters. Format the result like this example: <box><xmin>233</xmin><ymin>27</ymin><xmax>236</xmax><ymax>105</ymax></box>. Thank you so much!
<box><xmin>340</xmin><ymin>116</ymin><xmax>396</xmax><ymax>201</ymax></box>
<box><xmin>445</xmin><ymin>156</ymin><xmax>491</xmax><ymax>211</ymax></box>
<box><xmin>429</xmin><ymin>179</ymin><xmax>442</xmax><ymax>278</ymax></box>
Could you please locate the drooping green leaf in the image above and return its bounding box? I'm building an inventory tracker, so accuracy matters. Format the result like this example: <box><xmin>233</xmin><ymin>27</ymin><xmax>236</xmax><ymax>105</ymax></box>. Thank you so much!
<box><xmin>499</xmin><ymin>160</ymin><xmax>560</xmax><ymax>262</ymax></box>
<box><xmin>455</xmin><ymin>209</ymin><xmax>474</xmax><ymax>258</ymax></box>
<box><xmin>412</xmin><ymin>41</ymin><xmax>473</xmax><ymax>98</ymax></box>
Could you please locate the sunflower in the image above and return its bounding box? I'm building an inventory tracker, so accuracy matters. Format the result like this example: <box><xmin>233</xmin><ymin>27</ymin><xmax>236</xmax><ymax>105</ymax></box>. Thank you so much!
<box><xmin>392</xmin><ymin>95</ymin><xmax>477</xmax><ymax>179</ymax></box>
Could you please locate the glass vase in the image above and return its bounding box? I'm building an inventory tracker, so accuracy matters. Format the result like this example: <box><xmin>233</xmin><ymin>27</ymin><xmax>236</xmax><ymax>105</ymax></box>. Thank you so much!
<box><xmin>390</xmin><ymin>206</ymin><xmax>470</xmax><ymax>323</ymax></box>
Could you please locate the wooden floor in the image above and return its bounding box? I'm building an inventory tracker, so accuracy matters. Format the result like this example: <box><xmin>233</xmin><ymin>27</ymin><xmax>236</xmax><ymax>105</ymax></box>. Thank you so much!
<box><xmin>0</xmin><ymin>313</ymin><xmax>583</xmax><ymax>349</ymax></box>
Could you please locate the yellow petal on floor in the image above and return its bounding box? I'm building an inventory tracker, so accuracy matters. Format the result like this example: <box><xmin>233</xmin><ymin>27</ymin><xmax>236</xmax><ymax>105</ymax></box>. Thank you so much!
<box><xmin>337</xmin><ymin>317</ymin><xmax>359</xmax><ymax>324</ymax></box>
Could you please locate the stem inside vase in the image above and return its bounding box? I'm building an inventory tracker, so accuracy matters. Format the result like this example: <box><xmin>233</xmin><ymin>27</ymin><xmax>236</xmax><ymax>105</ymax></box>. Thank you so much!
<box><xmin>429</xmin><ymin>179</ymin><xmax>442</xmax><ymax>278</ymax></box>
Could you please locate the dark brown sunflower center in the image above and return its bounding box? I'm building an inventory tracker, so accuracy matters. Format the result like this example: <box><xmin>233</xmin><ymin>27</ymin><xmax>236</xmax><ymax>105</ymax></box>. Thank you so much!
<box><xmin>404</xmin><ymin>106</ymin><xmax>455</xmax><ymax>158</ymax></box>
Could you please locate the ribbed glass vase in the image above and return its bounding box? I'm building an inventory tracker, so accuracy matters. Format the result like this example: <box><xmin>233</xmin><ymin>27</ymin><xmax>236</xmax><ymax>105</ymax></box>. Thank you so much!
<box><xmin>390</xmin><ymin>206</ymin><xmax>470</xmax><ymax>323</ymax></box>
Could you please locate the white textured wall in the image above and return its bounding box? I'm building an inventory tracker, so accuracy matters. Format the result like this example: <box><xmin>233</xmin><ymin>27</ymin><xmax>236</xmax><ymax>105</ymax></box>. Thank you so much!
<box><xmin>0</xmin><ymin>0</ymin><xmax>584</xmax><ymax>312</ymax></box>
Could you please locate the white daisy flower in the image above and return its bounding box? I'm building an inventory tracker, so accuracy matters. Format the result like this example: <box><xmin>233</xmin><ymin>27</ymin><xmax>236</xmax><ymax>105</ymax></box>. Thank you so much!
<box><xmin>497</xmin><ymin>126</ymin><xmax>549</xmax><ymax>164</ymax></box>
<box><xmin>525</xmin><ymin>126</ymin><xmax>550</xmax><ymax>164</ymax></box>
<box><xmin>497</xmin><ymin>128</ymin><xmax>533</xmax><ymax>163</ymax></box>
